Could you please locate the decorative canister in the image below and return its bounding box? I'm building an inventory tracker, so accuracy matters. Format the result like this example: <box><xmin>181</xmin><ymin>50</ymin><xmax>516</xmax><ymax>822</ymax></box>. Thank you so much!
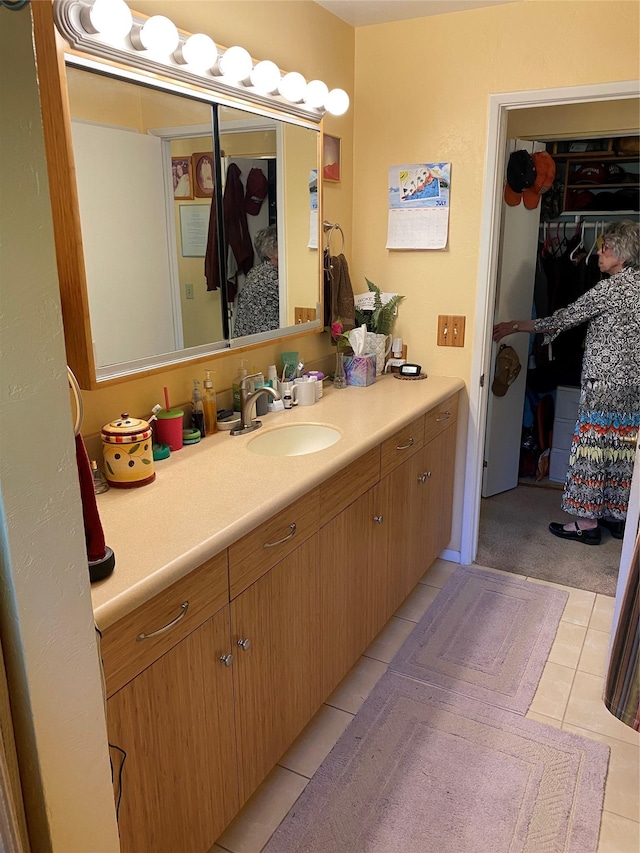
<box><xmin>101</xmin><ymin>413</ymin><xmax>156</xmax><ymax>488</ymax></box>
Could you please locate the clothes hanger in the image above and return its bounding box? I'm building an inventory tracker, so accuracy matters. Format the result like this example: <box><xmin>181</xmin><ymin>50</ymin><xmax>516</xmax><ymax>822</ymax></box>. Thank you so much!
<box><xmin>584</xmin><ymin>220</ymin><xmax>601</xmax><ymax>262</ymax></box>
<box><xmin>569</xmin><ymin>220</ymin><xmax>585</xmax><ymax>261</ymax></box>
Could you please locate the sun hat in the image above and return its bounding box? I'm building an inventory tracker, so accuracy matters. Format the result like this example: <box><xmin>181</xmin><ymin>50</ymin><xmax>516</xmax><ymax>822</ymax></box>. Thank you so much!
<box><xmin>504</xmin><ymin>150</ymin><xmax>537</xmax><ymax>206</ymax></box>
<box><xmin>522</xmin><ymin>151</ymin><xmax>557</xmax><ymax>210</ymax></box>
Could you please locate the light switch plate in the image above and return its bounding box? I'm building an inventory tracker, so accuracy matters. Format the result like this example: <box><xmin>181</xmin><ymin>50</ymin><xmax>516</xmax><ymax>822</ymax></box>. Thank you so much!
<box><xmin>437</xmin><ymin>315</ymin><xmax>465</xmax><ymax>347</ymax></box>
<box><xmin>185</xmin><ymin>282</ymin><xmax>194</xmax><ymax>300</ymax></box>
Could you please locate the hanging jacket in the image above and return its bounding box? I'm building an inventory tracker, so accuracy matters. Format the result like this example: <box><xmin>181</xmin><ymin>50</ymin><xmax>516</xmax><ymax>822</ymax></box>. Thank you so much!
<box><xmin>223</xmin><ymin>163</ymin><xmax>254</xmax><ymax>300</ymax></box>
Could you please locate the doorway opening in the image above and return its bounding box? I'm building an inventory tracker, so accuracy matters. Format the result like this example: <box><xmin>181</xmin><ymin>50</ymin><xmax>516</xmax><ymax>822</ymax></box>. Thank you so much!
<box><xmin>460</xmin><ymin>79</ymin><xmax>639</xmax><ymax>572</ymax></box>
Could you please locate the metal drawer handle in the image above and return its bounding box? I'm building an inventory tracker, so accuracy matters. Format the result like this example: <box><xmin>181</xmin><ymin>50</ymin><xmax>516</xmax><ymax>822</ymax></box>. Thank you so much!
<box><xmin>263</xmin><ymin>523</ymin><xmax>296</xmax><ymax>548</ymax></box>
<box><xmin>373</xmin><ymin>515</ymin><xmax>384</xmax><ymax>524</ymax></box>
<box><xmin>136</xmin><ymin>601</ymin><xmax>189</xmax><ymax>641</ymax></box>
<box><xmin>220</xmin><ymin>653</ymin><xmax>234</xmax><ymax>667</ymax></box>
<box><xmin>396</xmin><ymin>437</ymin><xmax>415</xmax><ymax>450</ymax></box>
<box><xmin>418</xmin><ymin>472</ymin><xmax>432</xmax><ymax>484</ymax></box>
<box><xmin>435</xmin><ymin>411</ymin><xmax>451</xmax><ymax>422</ymax></box>
<box><xmin>237</xmin><ymin>638</ymin><xmax>251</xmax><ymax>650</ymax></box>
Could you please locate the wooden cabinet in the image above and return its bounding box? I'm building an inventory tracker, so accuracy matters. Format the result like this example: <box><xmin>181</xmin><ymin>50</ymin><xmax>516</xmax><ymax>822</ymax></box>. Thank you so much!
<box><xmin>101</xmin><ymin>392</ymin><xmax>460</xmax><ymax>852</ymax></box>
<box><xmin>231</xmin><ymin>534</ymin><xmax>322</xmax><ymax>805</ymax></box>
<box><xmin>107</xmin><ymin>608</ymin><xmax>238</xmax><ymax>853</ymax></box>
<box><xmin>319</xmin><ymin>479</ymin><xmax>389</xmax><ymax>697</ymax></box>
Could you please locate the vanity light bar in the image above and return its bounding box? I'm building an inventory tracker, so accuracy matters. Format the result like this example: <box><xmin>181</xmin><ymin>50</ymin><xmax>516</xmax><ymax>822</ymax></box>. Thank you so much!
<box><xmin>54</xmin><ymin>0</ymin><xmax>350</xmax><ymax>119</ymax></box>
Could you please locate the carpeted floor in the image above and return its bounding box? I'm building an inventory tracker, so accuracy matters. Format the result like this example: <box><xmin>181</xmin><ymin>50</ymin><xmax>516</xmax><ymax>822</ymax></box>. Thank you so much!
<box><xmin>389</xmin><ymin>565</ymin><xmax>568</xmax><ymax>714</ymax></box>
<box><xmin>265</xmin><ymin>673</ymin><xmax>609</xmax><ymax>853</ymax></box>
<box><xmin>476</xmin><ymin>484</ymin><xmax>621</xmax><ymax>596</ymax></box>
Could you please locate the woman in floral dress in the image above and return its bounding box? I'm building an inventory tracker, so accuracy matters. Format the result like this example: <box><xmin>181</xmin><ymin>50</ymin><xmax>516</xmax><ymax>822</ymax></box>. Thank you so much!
<box><xmin>493</xmin><ymin>219</ymin><xmax>639</xmax><ymax>545</ymax></box>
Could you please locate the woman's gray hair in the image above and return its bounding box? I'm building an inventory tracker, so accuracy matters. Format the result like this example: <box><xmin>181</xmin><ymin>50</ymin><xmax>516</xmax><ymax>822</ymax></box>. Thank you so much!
<box><xmin>603</xmin><ymin>220</ymin><xmax>639</xmax><ymax>269</ymax></box>
<box><xmin>254</xmin><ymin>224</ymin><xmax>278</xmax><ymax>262</ymax></box>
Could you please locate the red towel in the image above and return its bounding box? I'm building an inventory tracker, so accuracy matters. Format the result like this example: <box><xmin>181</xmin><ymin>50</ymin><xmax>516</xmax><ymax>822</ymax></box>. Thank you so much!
<box><xmin>75</xmin><ymin>434</ymin><xmax>106</xmax><ymax>562</ymax></box>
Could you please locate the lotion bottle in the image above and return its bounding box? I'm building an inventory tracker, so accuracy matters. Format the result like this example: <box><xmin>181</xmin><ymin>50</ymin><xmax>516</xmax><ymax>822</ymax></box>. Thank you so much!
<box><xmin>203</xmin><ymin>370</ymin><xmax>217</xmax><ymax>435</ymax></box>
<box><xmin>191</xmin><ymin>380</ymin><xmax>205</xmax><ymax>435</ymax></box>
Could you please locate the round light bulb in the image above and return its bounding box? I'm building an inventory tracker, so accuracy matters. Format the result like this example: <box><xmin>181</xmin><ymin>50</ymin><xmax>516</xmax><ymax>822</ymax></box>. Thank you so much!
<box><xmin>132</xmin><ymin>16</ymin><xmax>179</xmax><ymax>54</ymax></box>
<box><xmin>175</xmin><ymin>33</ymin><xmax>217</xmax><ymax>70</ymax></box>
<box><xmin>325</xmin><ymin>88</ymin><xmax>350</xmax><ymax>116</ymax></box>
<box><xmin>218</xmin><ymin>46</ymin><xmax>252</xmax><ymax>81</ymax></box>
<box><xmin>80</xmin><ymin>0</ymin><xmax>133</xmax><ymax>39</ymax></box>
<box><xmin>279</xmin><ymin>71</ymin><xmax>307</xmax><ymax>103</ymax></box>
<box><xmin>304</xmin><ymin>79</ymin><xmax>329</xmax><ymax>109</ymax></box>
<box><xmin>250</xmin><ymin>60</ymin><xmax>281</xmax><ymax>94</ymax></box>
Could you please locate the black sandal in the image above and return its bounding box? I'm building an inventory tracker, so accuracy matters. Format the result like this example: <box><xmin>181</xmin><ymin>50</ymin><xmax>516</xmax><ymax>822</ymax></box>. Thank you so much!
<box><xmin>549</xmin><ymin>521</ymin><xmax>601</xmax><ymax>545</ymax></box>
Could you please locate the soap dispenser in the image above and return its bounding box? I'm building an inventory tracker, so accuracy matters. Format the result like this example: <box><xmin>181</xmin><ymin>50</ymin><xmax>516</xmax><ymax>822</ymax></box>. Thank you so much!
<box><xmin>203</xmin><ymin>370</ymin><xmax>217</xmax><ymax>435</ymax></box>
<box><xmin>232</xmin><ymin>359</ymin><xmax>248</xmax><ymax>412</ymax></box>
<box><xmin>191</xmin><ymin>380</ymin><xmax>205</xmax><ymax>435</ymax></box>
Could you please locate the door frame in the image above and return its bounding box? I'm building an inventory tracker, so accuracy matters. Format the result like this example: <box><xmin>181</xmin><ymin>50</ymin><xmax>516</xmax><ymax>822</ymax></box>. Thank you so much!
<box><xmin>460</xmin><ymin>79</ymin><xmax>639</xmax><ymax>566</ymax></box>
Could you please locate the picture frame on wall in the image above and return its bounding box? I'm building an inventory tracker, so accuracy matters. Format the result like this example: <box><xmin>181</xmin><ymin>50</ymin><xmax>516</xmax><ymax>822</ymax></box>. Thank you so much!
<box><xmin>323</xmin><ymin>134</ymin><xmax>341</xmax><ymax>183</ymax></box>
<box><xmin>192</xmin><ymin>152</ymin><xmax>215</xmax><ymax>197</ymax></box>
<box><xmin>172</xmin><ymin>157</ymin><xmax>193</xmax><ymax>200</ymax></box>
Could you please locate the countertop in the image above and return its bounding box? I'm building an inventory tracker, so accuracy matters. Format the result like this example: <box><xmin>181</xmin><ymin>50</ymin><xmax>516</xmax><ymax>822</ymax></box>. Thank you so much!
<box><xmin>91</xmin><ymin>374</ymin><xmax>464</xmax><ymax>629</ymax></box>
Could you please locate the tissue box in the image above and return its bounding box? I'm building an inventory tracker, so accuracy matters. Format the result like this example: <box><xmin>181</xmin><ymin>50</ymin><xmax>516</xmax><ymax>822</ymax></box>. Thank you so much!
<box><xmin>344</xmin><ymin>354</ymin><xmax>376</xmax><ymax>386</ymax></box>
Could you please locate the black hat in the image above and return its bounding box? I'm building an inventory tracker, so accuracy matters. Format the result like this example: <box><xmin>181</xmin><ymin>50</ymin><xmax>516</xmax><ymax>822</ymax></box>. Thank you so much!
<box><xmin>506</xmin><ymin>150</ymin><xmax>537</xmax><ymax>194</ymax></box>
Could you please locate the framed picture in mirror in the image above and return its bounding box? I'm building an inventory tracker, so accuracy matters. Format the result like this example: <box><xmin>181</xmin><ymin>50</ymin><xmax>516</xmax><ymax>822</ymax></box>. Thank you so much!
<box><xmin>323</xmin><ymin>134</ymin><xmax>341</xmax><ymax>183</ymax></box>
<box><xmin>172</xmin><ymin>157</ymin><xmax>193</xmax><ymax>200</ymax></box>
<box><xmin>192</xmin><ymin>152</ymin><xmax>215</xmax><ymax>197</ymax></box>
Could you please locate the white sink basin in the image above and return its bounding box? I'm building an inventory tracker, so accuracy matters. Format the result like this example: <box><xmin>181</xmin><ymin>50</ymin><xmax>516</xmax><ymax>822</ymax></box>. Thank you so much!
<box><xmin>247</xmin><ymin>424</ymin><xmax>341</xmax><ymax>457</ymax></box>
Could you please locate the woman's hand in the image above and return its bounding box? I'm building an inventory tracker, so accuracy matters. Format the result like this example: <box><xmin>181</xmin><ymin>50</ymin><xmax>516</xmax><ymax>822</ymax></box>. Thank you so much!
<box><xmin>493</xmin><ymin>319</ymin><xmax>534</xmax><ymax>342</ymax></box>
<box><xmin>493</xmin><ymin>321</ymin><xmax>517</xmax><ymax>342</ymax></box>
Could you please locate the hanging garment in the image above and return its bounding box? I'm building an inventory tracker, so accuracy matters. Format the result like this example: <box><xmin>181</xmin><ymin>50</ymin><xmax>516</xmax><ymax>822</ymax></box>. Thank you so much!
<box><xmin>604</xmin><ymin>529</ymin><xmax>639</xmax><ymax>730</ymax></box>
<box><xmin>204</xmin><ymin>198</ymin><xmax>221</xmax><ymax>292</ymax></box>
<box><xmin>223</xmin><ymin>163</ymin><xmax>254</xmax><ymax>301</ymax></box>
<box><xmin>323</xmin><ymin>250</ymin><xmax>355</xmax><ymax>329</ymax></box>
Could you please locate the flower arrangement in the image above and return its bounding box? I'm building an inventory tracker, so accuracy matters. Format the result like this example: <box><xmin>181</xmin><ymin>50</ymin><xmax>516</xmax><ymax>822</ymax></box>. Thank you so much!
<box><xmin>331</xmin><ymin>320</ymin><xmax>352</xmax><ymax>353</ymax></box>
<box><xmin>354</xmin><ymin>278</ymin><xmax>405</xmax><ymax>336</ymax></box>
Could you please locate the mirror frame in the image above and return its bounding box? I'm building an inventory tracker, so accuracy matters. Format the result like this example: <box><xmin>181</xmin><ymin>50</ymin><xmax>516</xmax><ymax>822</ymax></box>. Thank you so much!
<box><xmin>32</xmin><ymin>1</ymin><xmax>325</xmax><ymax>389</ymax></box>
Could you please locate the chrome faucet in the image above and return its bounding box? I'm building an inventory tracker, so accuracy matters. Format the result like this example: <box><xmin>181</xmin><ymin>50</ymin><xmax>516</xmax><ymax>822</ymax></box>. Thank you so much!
<box><xmin>230</xmin><ymin>373</ymin><xmax>281</xmax><ymax>436</ymax></box>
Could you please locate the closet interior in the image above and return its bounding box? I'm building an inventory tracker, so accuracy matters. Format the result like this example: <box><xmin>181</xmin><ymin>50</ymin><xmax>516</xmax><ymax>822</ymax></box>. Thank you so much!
<box><xmin>518</xmin><ymin>134</ymin><xmax>639</xmax><ymax>486</ymax></box>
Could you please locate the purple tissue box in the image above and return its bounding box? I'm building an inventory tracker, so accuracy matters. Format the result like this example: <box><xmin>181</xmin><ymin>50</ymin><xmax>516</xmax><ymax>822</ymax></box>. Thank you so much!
<box><xmin>344</xmin><ymin>354</ymin><xmax>376</xmax><ymax>386</ymax></box>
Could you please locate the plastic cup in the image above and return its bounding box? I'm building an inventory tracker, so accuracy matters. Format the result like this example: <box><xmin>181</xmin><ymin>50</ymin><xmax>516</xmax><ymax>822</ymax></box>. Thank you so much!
<box><xmin>155</xmin><ymin>409</ymin><xmax>184</xmax><ymax>451</ymax></box>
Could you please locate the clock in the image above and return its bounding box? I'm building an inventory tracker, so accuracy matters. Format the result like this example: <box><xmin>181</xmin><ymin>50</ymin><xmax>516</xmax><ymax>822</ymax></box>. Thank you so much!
<box><xmin>399</xmin><ymin>363</ymin><xmax>422</xmax><ymax>377</ymax></box>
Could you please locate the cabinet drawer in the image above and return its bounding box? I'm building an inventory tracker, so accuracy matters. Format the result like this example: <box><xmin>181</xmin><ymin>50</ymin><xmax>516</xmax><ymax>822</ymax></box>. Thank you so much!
<box><xmin>424</xmin><ymin>392</ymin><xmax>459</xmax><ymax>444</ymax></box>
<box><xmin>319</xmin><ymin>445</ymin><xmax>381</xmax><ymax>526</ymax></box>
<box><xmin>229</xmin><ymin>488</ymin><xmax>320</xmax><ymax>599</ymax></box>
<box><xmin>100</xmin><ymin>551</ymin><xmax>229</xmax><ymax>698</ymax></box>
<box><xmin>380</xmin><ymin>415</ymin><xmax>425</xmax><ymax>478</ymax></box>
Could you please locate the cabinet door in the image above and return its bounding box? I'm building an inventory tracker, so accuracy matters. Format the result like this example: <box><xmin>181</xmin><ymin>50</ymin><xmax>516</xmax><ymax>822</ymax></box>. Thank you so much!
<box><xmin>319</xmin><ymin>479</ymin><xmax>389</xmax><ymax>698</ymax></box>
<box><xmin>386</xmin><ymin>422</ymin><xmax>457</xmax><ymax>602</ymax></box>
<box><xmin>231</xmin><ymin>534</ymin><xmax>322</xmax><ymax>805</ymax></box>
<box><xmin>107</xmin><ymin>608</ymin><xmax>238</xmax><ymax>853</ymax></box>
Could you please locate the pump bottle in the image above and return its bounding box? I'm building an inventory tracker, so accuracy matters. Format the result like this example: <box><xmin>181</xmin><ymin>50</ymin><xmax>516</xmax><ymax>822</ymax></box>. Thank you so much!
<box><xmin>203</xmin><ymin>370</ymin><xmax>217</xmax><ymax>435</ymax></box>
<box><xmin>191</xmin><ymin>380</ymin><xmax>205</xmax><ymax>435</ymax></box>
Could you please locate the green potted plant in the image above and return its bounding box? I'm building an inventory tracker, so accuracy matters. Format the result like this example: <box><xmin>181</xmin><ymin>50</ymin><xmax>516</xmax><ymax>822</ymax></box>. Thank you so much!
<box><xmin>354</xmin><ymin>279</ymin><xmax>405</xmax><ymax>375</ymax></box>
<box><xmin>354</xmin><ymin>278</ymin><xmax>405</xmax><ymax>336</ymax></box>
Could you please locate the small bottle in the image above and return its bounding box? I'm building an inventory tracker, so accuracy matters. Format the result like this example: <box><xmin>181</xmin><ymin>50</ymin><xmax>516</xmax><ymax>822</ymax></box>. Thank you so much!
<box><xmin>191</xmin><ymin>379</ymin><xmax>205</xmax><ymax>435</ymax></box>
<box><xmin>91</xmin><ymin>460</ymin><xmax>109</xmax><ymax>494</ymax></box>
<box><xmin>203</xmin><ymin>370</ymin><xmax>217</xmax><ymax>435</ymax></box>
<box><xmin>232</xmin><ymin>359</ymin><xmax>248</xmax><ymax>412</ymax></box>
<box><xmin>267</xmin><ymin>364</ymin><xmax>278</xmax><ymax>388</ymax></box>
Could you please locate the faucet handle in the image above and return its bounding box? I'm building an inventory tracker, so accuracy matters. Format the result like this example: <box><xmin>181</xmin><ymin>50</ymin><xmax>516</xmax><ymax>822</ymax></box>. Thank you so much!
<box><xmin>241</xmin><ymin>372</ymin><xmax>261</xmax><ymax>391</ymax></box>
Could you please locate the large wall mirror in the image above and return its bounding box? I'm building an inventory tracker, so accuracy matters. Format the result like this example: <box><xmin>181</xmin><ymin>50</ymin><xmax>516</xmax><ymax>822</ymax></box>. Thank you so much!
<box><xmin>64</xmin><ymin>63</ymin><xmax>321</xmax><ymax>384</ymax></box>
<box><xmin>32</xmin><ymin>0</ymin><xmax>327</xmax><ymax>389</ymax></box>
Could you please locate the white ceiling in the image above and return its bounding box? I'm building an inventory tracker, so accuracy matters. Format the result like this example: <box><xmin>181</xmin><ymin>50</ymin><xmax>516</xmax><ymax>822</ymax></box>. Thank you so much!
<box><xmin>313</xmin><ymin>0</ymin><xmax>520</xmax><ymax>27</ymax></box>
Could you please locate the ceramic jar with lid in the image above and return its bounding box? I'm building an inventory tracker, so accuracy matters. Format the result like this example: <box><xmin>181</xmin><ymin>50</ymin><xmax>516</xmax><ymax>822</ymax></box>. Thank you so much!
<box><xmin>101</xmin><ymin>413</ymin><xmax>155</xmax><ymax>488</ymax></box>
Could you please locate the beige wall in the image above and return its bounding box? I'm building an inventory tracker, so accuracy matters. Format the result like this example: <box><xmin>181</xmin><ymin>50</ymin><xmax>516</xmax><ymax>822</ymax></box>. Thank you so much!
<box><xmin>79</xmin><ymin>0</ymin><xmax>355</xmax><ymax>438</ymax></box>
<box><xmin>351</xmin><ymin>0</ymin><xmax>638</xmax><ymax>382</ymax></box>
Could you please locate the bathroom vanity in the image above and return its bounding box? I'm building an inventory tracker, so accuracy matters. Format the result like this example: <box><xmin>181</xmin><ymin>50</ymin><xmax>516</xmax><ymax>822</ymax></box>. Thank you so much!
<box><xmin>92</xmin><ymin>375</ymin><xmax>462</xmax><ymax>853</ymax></box>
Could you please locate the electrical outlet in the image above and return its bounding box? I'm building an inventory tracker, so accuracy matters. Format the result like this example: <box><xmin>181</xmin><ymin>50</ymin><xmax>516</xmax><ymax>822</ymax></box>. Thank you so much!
<box><xmin>185</xmin><ymin>283</ymin><xmax>194</xmax><ymax>300</ymax></box>
<box><xmin>437</xmin><ymin>315</ymin><xmax>466</xmax><ymax>347</ymax></box>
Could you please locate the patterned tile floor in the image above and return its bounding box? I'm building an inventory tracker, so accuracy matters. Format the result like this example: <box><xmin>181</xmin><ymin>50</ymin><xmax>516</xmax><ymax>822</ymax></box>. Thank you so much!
<box><xmin>211</xmin><ymin>560</ymin><xmax>640</xmax><ymax>853</ymax></box>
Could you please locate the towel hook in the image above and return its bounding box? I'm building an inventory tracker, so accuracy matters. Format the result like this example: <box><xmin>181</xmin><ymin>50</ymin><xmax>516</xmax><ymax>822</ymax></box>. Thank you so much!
<box><xmin>323</xmin><ymin>220</ymin><xmax>345</xmax><ymax>255</ymax></box>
